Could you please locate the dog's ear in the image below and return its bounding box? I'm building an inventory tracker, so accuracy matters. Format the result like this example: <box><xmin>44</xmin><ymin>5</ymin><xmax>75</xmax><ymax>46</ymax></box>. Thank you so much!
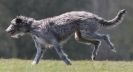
<box><xmin>16</xmin><ymin>18</ymin><xmax>22</xmax><ymax>23</ymax></box>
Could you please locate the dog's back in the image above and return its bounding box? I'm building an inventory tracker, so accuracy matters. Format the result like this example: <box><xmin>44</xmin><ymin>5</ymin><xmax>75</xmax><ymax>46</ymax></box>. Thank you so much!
<box><xmin>40</xmin><ymin>11</ymin><xmax>98</xmax><ymax>41</ymax></box>
<box><xmin>38</xmin><ymin>10</ymin><xmax>126</xmax><ymax>42</ymax></box>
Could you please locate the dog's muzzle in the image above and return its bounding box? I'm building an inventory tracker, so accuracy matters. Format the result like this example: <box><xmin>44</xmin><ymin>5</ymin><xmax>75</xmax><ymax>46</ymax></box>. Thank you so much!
<box><xmin>5</xmin><ymin>25</ymin><xmax>16</xmax><ymax>35</ymax></box>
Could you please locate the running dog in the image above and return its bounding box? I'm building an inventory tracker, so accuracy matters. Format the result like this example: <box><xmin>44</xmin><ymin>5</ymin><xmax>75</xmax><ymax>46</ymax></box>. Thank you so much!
<box><xmin>5</xmin><ymin>9</ymin><xmax>126</xmax><ymax>65</ymax></box>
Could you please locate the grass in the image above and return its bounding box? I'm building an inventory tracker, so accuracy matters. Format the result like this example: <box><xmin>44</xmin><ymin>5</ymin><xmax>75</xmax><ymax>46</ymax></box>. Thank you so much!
<box><xmin>0</xmin><ymin>59</ymin><xmax>133</xmax><ymax>72</ymax></box>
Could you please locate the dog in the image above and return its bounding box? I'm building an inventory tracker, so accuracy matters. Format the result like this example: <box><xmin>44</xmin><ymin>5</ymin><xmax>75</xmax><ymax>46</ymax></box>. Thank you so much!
<box><xmin>5</xmin><ymin>9</ymin><xmax>126</xmax><ymax>65</ymax></box>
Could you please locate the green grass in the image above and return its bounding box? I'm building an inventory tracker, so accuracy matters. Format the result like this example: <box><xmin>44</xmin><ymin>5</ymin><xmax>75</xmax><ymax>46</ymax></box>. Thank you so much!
<box><xmin>0</xmin><ymin>59</ymin><xmax>133</xmax><ymax>72</ymax></box>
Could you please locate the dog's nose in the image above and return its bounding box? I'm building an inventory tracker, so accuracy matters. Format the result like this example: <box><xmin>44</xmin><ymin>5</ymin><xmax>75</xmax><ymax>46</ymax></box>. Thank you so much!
<box><xmin>5</xmin><ymin>28</ymin><xmax>9</xmax><ymax>32</ymax></box>
<box><xmin>5</xmin><ymin>26</ymin><xmax>12</xmax><ymax>33</ymax></box>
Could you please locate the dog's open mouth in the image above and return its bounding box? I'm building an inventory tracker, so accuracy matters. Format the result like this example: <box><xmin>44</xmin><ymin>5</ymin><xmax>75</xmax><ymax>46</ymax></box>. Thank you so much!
<box><xmin>7</xmin><ymin>30</ymin><xmax>20</xmax><ymax>38</ymax></box>
<box><xmin>7</xmin><ymin>30</ymin><xmax>16</xmax><ymax>36</ymax></box>
<box><xmin>7</xmin><ymin>31</ymin><xmax>18</xmax><ymax>38</ymax></box>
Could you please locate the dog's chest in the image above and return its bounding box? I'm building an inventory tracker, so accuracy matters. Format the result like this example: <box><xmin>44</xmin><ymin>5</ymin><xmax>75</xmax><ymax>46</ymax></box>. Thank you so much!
<box><xmin>35</xmin><ymin>36</ymin><xmax>53</xmax><ymax>48</ymax></box>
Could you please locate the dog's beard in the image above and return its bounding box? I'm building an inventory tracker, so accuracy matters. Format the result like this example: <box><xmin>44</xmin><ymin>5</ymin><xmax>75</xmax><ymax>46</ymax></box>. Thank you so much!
<box><xmin>11</xmin><ymin>32</ymin><xmax>25</xmax><ymax>38</ymax></box>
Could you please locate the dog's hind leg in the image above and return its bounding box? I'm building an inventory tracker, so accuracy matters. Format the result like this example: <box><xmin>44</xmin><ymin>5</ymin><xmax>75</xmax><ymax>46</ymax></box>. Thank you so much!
<box><xmin>32</xmin><ymin>39</ymin><xmax>47</xmax><ymax>65</ymax></box>
<box><xmin>75</xmin><ymin>31</ymin><xmax>101</xmax><ymax>60</ymax></box>
<box><xmin>82</xmin><ymin>32</ymin><xmax>116</xmax><ymax>52</ymax></box>
<box><xmin>102</xmin><ymin>34</ymin><xmax>116</xmax><ymax>52</ymax></box>
<box><xmin>91</xmin><ymin>40</ymin><xmax>101</xmax><ymax>60</ymax></box>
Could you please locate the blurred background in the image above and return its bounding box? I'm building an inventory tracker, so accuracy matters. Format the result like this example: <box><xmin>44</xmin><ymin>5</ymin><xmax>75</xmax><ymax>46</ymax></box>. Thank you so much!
<box><xmin>0</xmin><ymin>0</ymin><xmax>133</xmax><ymax>60</ymax></box>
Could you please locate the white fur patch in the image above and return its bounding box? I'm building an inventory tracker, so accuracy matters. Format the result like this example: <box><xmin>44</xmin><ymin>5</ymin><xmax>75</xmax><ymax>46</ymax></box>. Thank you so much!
<box><xmin>32</xmin><ymin>61</ymin><xmax>37</xmax><ymax>65</ymax></box>
<box><xmin>11</xmin><ymin>33</ymin><xmax>25</xmax><ymax>38</ymax></box>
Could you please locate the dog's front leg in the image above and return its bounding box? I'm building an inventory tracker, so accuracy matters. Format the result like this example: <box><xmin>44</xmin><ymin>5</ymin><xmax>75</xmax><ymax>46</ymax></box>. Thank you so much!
<box><xmin>32</xmin><ymin>40</ymin><xmax>45</xmax><ymax>65</ymax></box>
<box><xmin>51</xmin><ymin>40</ymin><xmax>71</xmax><ymax>65</ymax></box>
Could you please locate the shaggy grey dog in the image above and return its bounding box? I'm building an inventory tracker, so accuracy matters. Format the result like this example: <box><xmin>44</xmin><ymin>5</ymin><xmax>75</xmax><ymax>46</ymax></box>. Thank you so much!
<box><xmin>6</xmin><ymin>9</ymin><xmax>126</xmax><ymax>65</ymax></box>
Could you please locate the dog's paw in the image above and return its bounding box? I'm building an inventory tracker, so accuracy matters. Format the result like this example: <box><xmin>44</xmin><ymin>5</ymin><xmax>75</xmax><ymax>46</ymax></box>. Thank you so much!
<box><xmin>91</xmin><ymin>55</ymin><xmax>95</xmax><ymax>61</ymax></box>
<box><xmin>111</xmin><ymin>49</ymin><xmax>117</xmax><ymax>53</ymax></box>
<box><xmin>32</xmin><ymin>61</ymin><xmax>37</xmax><ymax>65</ymax></box>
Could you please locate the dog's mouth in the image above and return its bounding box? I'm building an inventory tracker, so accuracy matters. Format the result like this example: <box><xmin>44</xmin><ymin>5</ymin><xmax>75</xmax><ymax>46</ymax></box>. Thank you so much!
<box><xmin>7</xmin><ymin>30</ymin><xmax>16</xmax><ymax>36</ymax></box>
<box><xmin>8</xmin><ymin>31</ymin><xmax>18</xmax><ymax>38</ymax></box>
<box><xmin>6</xmin><ymin>28</ymin><xmax>25</xmax><ymax>38</ymax></box>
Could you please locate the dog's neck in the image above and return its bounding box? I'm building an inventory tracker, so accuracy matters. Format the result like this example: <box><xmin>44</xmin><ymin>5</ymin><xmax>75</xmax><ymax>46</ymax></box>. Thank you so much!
<box><xmin>31</xmin><ymin>20</ymin><xmax>40</xmax><ymax>29</ymax></box>
<box><xmin>30</xmin><ymin>20</ymin><xmax>42</xmax><ymax>36</ymax></box>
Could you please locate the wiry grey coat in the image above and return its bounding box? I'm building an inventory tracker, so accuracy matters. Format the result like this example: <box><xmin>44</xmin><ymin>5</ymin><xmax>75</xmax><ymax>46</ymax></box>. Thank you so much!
<box><xmin>6</xmin><ymin>9</ymin><xmax>126</xmax><ymax>65</ymax></box>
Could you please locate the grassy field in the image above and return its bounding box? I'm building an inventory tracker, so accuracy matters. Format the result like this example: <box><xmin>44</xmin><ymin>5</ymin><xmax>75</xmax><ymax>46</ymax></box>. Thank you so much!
<box><xmin>0</xmin><ymin>59</ymin><xmax>133</xmax><ymax>72</ymax></box>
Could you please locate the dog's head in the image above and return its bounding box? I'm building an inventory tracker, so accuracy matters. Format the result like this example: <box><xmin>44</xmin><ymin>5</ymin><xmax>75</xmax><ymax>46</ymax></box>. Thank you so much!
<box><xmin>6</xmin><ymin>16</ymin><xmax>33</xmax><ymax>38</ymax></box>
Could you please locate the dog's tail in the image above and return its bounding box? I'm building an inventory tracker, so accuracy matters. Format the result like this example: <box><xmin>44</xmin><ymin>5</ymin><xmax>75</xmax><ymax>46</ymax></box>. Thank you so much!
<box><xmin>98</xmin><ymin>9</ymin><xmax>126</xmax><ymax>28</ymax></box>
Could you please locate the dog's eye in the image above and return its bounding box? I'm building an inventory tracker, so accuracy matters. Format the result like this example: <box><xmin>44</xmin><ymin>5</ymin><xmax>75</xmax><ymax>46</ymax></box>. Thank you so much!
<box><xmin>16</xmin><ymin>18</ymin><xmax>22</xmax><ymax>23</ymax></box>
